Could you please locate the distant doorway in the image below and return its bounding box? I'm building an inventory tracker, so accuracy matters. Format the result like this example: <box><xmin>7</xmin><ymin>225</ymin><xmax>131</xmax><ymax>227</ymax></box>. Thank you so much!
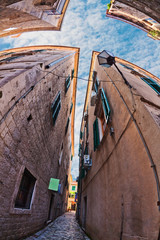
<box><xmin>71</xmin><ymin>203</ymin><xmax>76</xmax><ymax>210</ymax></box>
<box><xmin>82</xmin><ymin>196</ymin><xmax>87</xmax><ymax>229</ymax></box>
<box><xmin>48</xmin><ymin>194</ymin><xmax>54</xmax><ymax>221</ymax></box>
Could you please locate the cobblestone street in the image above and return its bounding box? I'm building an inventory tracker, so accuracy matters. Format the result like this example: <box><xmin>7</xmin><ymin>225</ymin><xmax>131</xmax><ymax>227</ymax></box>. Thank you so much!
<box><xmin>25</xmin><ymin>212</ymin><xmax>90</xmax><ymax>240</ymax></box>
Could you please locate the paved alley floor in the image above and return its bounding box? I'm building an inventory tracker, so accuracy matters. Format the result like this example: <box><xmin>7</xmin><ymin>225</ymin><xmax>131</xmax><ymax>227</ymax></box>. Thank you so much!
<box><xmin>25</xmin><ymin>212</ymin><xmax>91</xmax><ymax>240</ymax></box>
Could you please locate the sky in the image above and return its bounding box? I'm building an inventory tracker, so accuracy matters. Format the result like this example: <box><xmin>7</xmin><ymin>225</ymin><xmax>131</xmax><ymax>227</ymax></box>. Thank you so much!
<box><xmin>0</xmin><ymin>0</ymin><xmax>160</xmax><ymax>180</ymax></box>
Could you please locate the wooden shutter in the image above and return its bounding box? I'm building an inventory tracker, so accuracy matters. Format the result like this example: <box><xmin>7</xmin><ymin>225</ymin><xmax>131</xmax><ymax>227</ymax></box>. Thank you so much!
<box><xmin>141</xmin><ymin>77</ymin><xmax>160</xmax><ymax>95</ymax></box>
<box><xmin>93</xmin><ymin>118</ymin><xmax>100</xmax><ymax>151</ymax></box>
<box><xmin>51</xmin><ymin>91</ymin><xmax>61</xmax><ymax>125</ymax></box>
<box><xmin>101</xmin><ymin>88</ymin><xmax>110</xmax><ymax>123</ymax></box>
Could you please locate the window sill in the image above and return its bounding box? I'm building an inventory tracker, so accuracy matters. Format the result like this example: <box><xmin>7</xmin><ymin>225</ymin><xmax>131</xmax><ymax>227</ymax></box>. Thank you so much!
<box><xmin>10</xmin><ymin>207</ymin><xmax>32</xmax><ymax>215</ymax></box>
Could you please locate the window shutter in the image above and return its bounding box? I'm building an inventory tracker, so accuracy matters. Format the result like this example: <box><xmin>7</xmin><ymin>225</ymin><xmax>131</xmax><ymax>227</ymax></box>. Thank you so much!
<box><xmin>71</xmin><ymin>69</ymin><xmax>74</xmax><ymax>80</ymax></box>
<box><xmin>101</xmin><ymin>88</ymin><xmax>110</xmax><ymax>123</ymax></box>
<box><xmin>70</xmin><ymin>102</ymin><xmax>73</xmax><ymax>114</ymax></box>
<box><xmin>65</xmin><ymin>75</ymin><xmax>71</xmax><ymax>93</ymax></box>
<box><xmin>140</xmin><ymin>77</ymin><xmax>160</xmax><ymax>95</ymax></box>
<box><xmin>119</xmin><ymin>63</ymin><xmax>134</xmax><ymax>71</ymax></box>
<box><xmin>65</xmin><ymin>117</ymin><xmax>70</xmax><ymax>135</ymax></box>
<box><xmin>51</xmin><ymin>91</ymin><xmax>61</xmax><ymax>125</ymax></box>
<box><xmin>92</xmin><ymin>71</ymin><xmax>99</xmax><ymax>93</ymax></box>
<box><xmin>80</xmin><ymin>131</ymin><xmax>83</xmax><ymax>140</ymax></box>
<box><xmin>93</xmin><ymin>118</ymin><xmax>100</xmax><ymax>151</ymax></box>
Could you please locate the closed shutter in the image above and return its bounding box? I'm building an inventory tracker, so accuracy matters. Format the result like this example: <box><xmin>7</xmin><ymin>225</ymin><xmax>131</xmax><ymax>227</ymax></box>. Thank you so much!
<box><xmin>71</xmin><ymin>69</ymin><xmax>74</xmax><ymax>80</ymax></box>
<box><xmin>65</xmin><ymin>117</ymin><xmax>70</xmax><ymax>135</ymax></box>
<box><xmin>65</xmin><ymin>75</ymin><xmax>71</xmax><ymax>93</ymax></box>
<box><xmin>93</xmin><ymin>118</ymin><xmax>100</xmax><ymax>151</ymax></box>
<box><xmin>51</xmin><ymin>91</ymin><xmax>61</xmax><ymax>125</ymax></box>
<box><xmin>70</xmin><ymin>102</ymin><xmax>73</xmax><ymax>114</ymax></box>
<box><xmin>101</xmin><ymin>88</ymin><xmax>110</xmax><ymax>123</ymax></box>
<box><xmin>141</xmin><ymin>77</ymin><xmax>160</xmax><ymax>95</ymax></box>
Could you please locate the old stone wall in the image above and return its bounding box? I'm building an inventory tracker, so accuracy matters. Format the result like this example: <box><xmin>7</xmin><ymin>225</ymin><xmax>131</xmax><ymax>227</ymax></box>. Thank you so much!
<box><xmin>0</xmin><ymin>48</ymin><xmax>76</xmax><ymax>239</ymax></box>
<box><xmin>79</xmin><ymin>56</ymin><xmax>160</xmax><ymax>239</ymax></box>
<box><xmin>0</xmin><ymin>0</ymin><xmax>70</xmax><ymax>37</ymax></box>
<box><xmin>118</xmin><ymin>0</ymin><xmax>160</xmax><ymax>23</ymax></box>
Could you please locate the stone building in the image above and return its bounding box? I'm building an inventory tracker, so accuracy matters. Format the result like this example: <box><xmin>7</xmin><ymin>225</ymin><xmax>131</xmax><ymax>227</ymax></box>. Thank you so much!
<box><xmin>106</xmin><ymin>0</ymin><xmax>160</xmax><ymax>40</ymax></box>
<box><xmin>78</xmin><ymin>51</ymin><xmax>160</xmax><ymax>239</ymax></box>
<box><xmin>0</xmin><ymin>45</ymin><xmax>79</xmax><ymax>239</ymax></box>
<box><xmin>0</xmin><ymin>0</ymin><xmax>69</xmax><ymax>38</ymax></box>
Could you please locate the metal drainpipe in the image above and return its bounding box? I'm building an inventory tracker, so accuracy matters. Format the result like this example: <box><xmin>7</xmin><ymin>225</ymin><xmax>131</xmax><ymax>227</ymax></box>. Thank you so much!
<box><xmin>103</xmin><ymin>67</ymin><xmax>160</xmax><ymax>210</ymax></box>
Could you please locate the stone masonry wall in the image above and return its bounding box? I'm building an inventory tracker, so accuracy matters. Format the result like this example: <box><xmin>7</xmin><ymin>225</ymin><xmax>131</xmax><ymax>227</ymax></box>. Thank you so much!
<box><xmin>0</xmin><ymin>49</ymin><xmax>75</xmax><ymax>239</ymax></box>
<box><xmin>118</xmin><ymin>0</ymin><xmax>160</xmax><ymax>23</ymax></box>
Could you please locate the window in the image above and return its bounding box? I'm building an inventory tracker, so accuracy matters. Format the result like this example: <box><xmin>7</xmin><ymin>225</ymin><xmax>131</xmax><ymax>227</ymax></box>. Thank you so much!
<box><xmin>72</xmin><ymin>186</ymin><xmax>76</xmax><ymax>191</ymax></box>
<box><xmin>71</xmin><ymin>69</ymin><xmax>74</xmax><ymax>80</ymax></box>
<box><xmin>65</xmin><ymin>117</ymin><xmax>70</xmax><ymax>135</ymax></box>
<box><xmin>140</xmin><ymin>77</ymin><xmax>160</xmax><ymax>95</ymax></box>
<box><xmin>70</xmin><ymin>102</ymin><xmax>73</xmax><ymax>114</ymax></box>
<box><xmin>51</xmin><ymin>91</ymin><xmax>61</xmax><ymax>125</ymax></box>
<box><xmin>59</xmin><ymin>143</ymin><xmax>63</xmax><ymax>165</ymax></box>
<box><xmin>15</xmin><ymin>169</ymin><xmax>36</xmax><ymax>209</ymax></box>
<box><xmin>93</xmin><ymin>118</ymin><xmax>100</xmax><ymax>151</ymax></box>
<box><xmin>80</xmin><ymin>131</ymin><xmax>83</xmax><ymax>140</ymax></box>
<box><xmin>101</xmin><ymin>88</ymin><xmax>111</xmax><ymax>124</ymax></box>
<box><xmin>119</xmin><ymin>63</ymin><xmax>134</xmax><ymax>71</ymax></box>
<box><xmin>65</xmin><ymin>75</ymin><xmax>71</xmax><ymax>93</ymax></box>
<box><xmin>92</xmin><ymin>71</ymin><xmax>99</xmax><ymax>93</ymax></box>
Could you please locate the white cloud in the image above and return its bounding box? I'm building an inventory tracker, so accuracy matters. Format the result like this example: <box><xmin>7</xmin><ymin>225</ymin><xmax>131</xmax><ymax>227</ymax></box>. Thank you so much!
<box><xmin>0</xmin><ymin>0</ymin><xmax>160</xmax><ymax>180</ymax></box>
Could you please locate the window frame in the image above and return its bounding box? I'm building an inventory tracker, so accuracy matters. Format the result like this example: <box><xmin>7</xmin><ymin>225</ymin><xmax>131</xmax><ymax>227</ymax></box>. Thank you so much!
<box><xmin>14</xmin><ymin>168</ymin><xmax>36</xmax><ymax>210</ymax></box>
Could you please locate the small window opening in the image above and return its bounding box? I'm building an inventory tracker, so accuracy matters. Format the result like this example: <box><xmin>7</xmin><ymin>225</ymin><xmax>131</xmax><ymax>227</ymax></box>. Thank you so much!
<box><xmin>27</xmin><ymin>114</ymin><xmax>32</xmax><ymax>122</ymax></box>
<box><xmin>15</xmin><ymin>168</ymin><xmax>36</xmax><ymax>209</ymax></box>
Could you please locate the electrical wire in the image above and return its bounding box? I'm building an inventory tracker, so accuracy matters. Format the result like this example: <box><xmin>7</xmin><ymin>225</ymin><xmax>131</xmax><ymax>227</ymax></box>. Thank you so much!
<box><xmin>35</xmin><ymin>67</ymin><xmax>123</xmax><ymax>83</ymax></box>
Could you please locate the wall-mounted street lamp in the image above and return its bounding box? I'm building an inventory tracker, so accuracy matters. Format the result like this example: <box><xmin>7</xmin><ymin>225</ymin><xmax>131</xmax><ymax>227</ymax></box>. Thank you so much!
<box><xmin>97</xmin><ymin>50</ymin><xmax>131</xmax><ymax>87</ymax></box>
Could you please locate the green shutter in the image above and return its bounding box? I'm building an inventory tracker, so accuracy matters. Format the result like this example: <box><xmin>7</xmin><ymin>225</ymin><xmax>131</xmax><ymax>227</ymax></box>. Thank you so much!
<box><xmin>65</xmin><ymin>117</ymin><xmax>70</xmax><ymax>135</ymax></box>
<box><xmin>70</xmin><ymin>102</ymin><xmax>73</xmax><ymax>114</ymax></box>
<box><xmin>119</xmin><ymin>63</ymin><xmax>134</xmax><ymax>71</ymax></box>
<box><xmin>65</xmin><ymin>75</ymin><xmax>71</xmax><ymax>93</ymax></box>
<box><xmin>141</xmin><ymin>77</ymin><xmax>160</xmax><ymax>95</ymax></box>
<box><xmin>101</xmin><ymin>88</ymin><xmax>110</xmax><ymax>123</ymax></box>
<box><xmin>80</xmin><ymin>168</ymin><xmax>85</xmax><ymax>179</ymax></box>
<box><xmin>71</xmin><ymin>69</ymin><xmax>74</xmax><ymax>80</ymax></box>
<box><xmin>84</xmin><ymin>145</ymin><xmax>88</xmax><ymax>154</ymax></box>
<box><xmin>51</xmin><ymin>91</ymin><xmax>61</xmax><ymax>125</ymax></box>
<box><xmin>93</xmin><ymin>118</ymin><xmax>100</xmax><ymax>151</ymax></box>
<box><xmin>79</xmin><ymin>143</ymin><xmax>82</xmax><ymax>156</ymax></box>
<box><xmin>80</xmin><ymin>131</ymin><xmax>83</xmax><ymax>140</ymax></box>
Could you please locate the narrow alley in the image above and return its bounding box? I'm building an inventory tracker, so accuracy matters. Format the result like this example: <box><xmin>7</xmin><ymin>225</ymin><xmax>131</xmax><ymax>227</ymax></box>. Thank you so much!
<box><xmin>25</xmin><ymin>212</ymin><xmax>90</xmax><ymax>240</ymax></box>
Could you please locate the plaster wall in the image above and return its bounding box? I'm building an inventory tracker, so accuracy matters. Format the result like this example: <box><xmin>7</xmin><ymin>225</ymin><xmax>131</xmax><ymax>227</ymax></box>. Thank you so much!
<box><xmin>80</xmin><ymin>56</ymin><xmax>160</xmax><ymax>240</ymax></box>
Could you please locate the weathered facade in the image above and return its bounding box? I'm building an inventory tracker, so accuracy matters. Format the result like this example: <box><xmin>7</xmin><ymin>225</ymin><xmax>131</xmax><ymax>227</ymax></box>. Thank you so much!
<box><xmin>0</xmin><ymin>0</ymin><xmax>69</xmax><ymax>37</ymax></box>
<box><xmin>67</xmin><ymin>174</ymin><xmax>78</xmax><ymax>211</ymax></box>
<box><xmin>106</xmin><ymin>0</ymin><xmax>160</xmax><ymax>40</ymax></box>
<box><xmin>78</xmin><ymin>51</ymin><xmax>160</xmax><ymax>239</ymax></box>
<box><xmin>0</xmin><ymin>45</ymin><xmax>79</xmax><ymax>239</ymax></box>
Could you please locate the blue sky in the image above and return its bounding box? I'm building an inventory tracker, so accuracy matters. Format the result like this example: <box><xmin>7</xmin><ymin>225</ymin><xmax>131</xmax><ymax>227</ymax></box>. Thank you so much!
<box><xmin>0</xmin><ymin>0</ymin><xmax>160</xmax><ymax>180</ymax></box>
